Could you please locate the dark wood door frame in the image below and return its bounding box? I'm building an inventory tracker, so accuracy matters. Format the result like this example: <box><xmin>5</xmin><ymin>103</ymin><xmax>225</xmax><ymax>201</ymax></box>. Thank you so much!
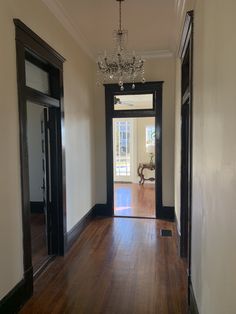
<box><xmin>14</xmin><ymin>19</ymin><xmax>66</xmax><ymax>299</ymax></box>
<box><xmin>105</xmin><ymin>82</ymin><xmax>166</xmax><ymax>219</ymax></box>
<box><xmin>179</xmin><ymin>10</ymin><xmax>194</xmax><ymax>304</ymax></box>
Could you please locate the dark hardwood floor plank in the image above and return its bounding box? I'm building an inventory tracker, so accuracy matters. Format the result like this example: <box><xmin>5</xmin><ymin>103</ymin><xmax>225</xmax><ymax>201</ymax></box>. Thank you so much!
<box><xmin>114</xmin><ymin>183</ymin><xmax>155</xmax><ymax>218</ymax></box>
<box><xmin>20</xmin><ymin>217</ymin><xmax>187</xmax><ymax>314</ymax></box>
<box><xmin>30</xmin><ymin>213</ymin><xmax>48</xmax><ymax>273</ymax></box>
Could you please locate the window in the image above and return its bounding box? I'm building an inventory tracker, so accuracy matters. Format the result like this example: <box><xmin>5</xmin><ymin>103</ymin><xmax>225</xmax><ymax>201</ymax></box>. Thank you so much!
<box><xmin>25</xmin><ymin>60</ymin><xmax>50</xmax><ymax>94</ymax></box>
<box><xmin>114</xmin><ymin>120</ymin><xmax>131</xmax><ymax>177</ymax></box>
<box><xmin>114</xmin><ymin>94</ymin><xmax>153</xmax><ymax>110</ymax></box>
<box><xmin>146</xmin><ymin>126</ymin><xmax>155</xmax><ymax>147</ymax></box>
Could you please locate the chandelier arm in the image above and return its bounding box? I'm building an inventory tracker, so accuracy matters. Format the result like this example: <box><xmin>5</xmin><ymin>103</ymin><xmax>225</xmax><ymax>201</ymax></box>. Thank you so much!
<box><xmin>104</xmin><ymin>58</ymin><xmax>109</xmax><ymax>67</ymax></box>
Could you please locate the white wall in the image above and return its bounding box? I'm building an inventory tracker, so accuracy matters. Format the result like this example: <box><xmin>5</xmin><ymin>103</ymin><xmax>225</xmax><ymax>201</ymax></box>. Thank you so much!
<box><xmin>0</xmin><ymin>0</ymin><xmax>95</xmax><ymax>300</ymax></box>
<box><xmin>137</xmin><ymin>117</ymin><xmax>155</xmax><ymax>164</ymax></box>
<box><xmin>95</xmin><ymin>57</ymin><xmax>176</xmax><ymax>206</ymax></box>
<box><xmin>192</xmin><ymin>1</ymin><xmax>236</xmax><ymax>312</ymax></box>
<box><xmin>136</xmin><ymin>117</ymin><xmax>155</xmax><ymax>183</ymax></box>
<box><xmin>175</xmin><ymin>0</ymin><xmax>236</xmax><ymax>312</ymax></box>
<box><xmin>27</xmin><ymin>102</ymin><xmax>44</xmax><ymax>202</ymax></box>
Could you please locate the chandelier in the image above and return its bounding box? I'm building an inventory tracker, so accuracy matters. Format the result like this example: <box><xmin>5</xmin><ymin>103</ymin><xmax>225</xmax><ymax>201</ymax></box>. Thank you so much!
<box><xmin>97</xmin><ymin>0</ymin><xmax>145</xmax><ymax>91</ymax></box>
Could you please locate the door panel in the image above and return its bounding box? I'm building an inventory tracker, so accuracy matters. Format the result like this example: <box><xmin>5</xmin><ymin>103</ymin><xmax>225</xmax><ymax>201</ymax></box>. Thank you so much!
<box><xmin>180</xmin><ymin>100</ymin><xmax>190</xmax><ymax>258</ymax></box>
<box><xmin>41</xmin><ymin>108</ymin><xmax>53</xmax><ymax>254</ymax></box>
<box><xmin>40</xmin><ymin>107</ymin><xmax>59</xmax><ymax>255</ymax></box>
<box><xmin>113</xmin><ymin>119</ymin><xmax>134</xmax><ymax>182</ymax></box>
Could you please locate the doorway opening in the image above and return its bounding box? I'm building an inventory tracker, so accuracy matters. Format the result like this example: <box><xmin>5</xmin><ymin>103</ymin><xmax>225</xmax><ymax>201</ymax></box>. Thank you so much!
<box><xmin>179</xmin><ymin>10</ymin><xmax>194</xmax><ymax>304</ymax></box>
<box><xmin>27</xmin><ymin>102</ymin><xmax>49</xmax><ymax>273</ymax></box>
<box><xmin>105</xmin><ymin>82</ymin><xmax>164</xmax><ymax>219</ymax></box>
<box><xmin>113</xmin><ymin>116</ymin><xmax>156</xmax><ymax>218</ymax></box>
<box><xmin>27</xmin><ymin>100</ymin><xmax>60</xmax><ymax>274</ymax></box>
<box><xmin>14</xmin><ymin>19</ymin><xmax>66</xmax><ymax>295</ymax></box>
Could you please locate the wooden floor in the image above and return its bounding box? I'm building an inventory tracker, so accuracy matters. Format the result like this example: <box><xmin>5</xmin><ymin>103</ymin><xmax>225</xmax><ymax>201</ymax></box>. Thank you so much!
<box><xmin>114</xmin><ymin>183</ymin><xmax>155</xmax><ymax>218</ymax></box>
<box><xmin>20</xmin><ymin>217</ymin><xmax>188</xmax><ymax>314</ymax></box>
<box><xmin>30</xmin><ymin>213</ymin><xmax>48</xmax><ymax>273</ymax></box>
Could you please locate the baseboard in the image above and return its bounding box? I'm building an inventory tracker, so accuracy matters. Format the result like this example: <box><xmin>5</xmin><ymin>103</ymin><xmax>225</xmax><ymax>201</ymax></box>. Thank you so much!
<box><xmin>0</xmin><ymin>267</ymin><xmax>33</xmax><ymax>314</ymax></box>
<box><xmin>65</xmin><ymin>206</ymin><xmax>96</xmax><ymax>252</ymax></box>
<box><xmin>93</xmin><ymin>204</ymin><xmax>174</xmax><ymax>220</ymax></box>
<box><xmin>157</xmin><ymin>206</ymin><xmax>175</xmax><ymax>221</ymax></box>
<box><xmin>93</xmin><ymin>203</ymin><xmax>109</xmax><ymax>216</ymax></box>
<box><xmin>189</xmin><ymin>281</ymin><xmax>199</xmax><ymax>314</ymax></box>
<box><xmin>30</xmin><ymin>201</ymin><xmax>44</xmax><ymax>213</ymax></box>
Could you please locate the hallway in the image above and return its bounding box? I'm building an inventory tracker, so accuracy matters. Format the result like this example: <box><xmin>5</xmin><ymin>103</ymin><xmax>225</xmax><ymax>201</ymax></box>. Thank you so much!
<box><xmin>20</xmin><ymin>218</ymin><xmax>187</xmax><ymax>314</ymax></box>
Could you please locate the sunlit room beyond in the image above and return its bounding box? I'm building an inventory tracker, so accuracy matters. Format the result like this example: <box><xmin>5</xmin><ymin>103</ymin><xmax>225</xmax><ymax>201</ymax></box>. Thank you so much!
<box><xmin>113</xmin><ymin>99</ymin><xmax>156</xmax><ymax>218</ymax></box>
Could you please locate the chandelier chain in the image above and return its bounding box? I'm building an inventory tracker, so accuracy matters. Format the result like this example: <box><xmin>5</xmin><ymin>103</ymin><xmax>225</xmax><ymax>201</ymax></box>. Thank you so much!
<box><xmin>119</xmin><ymin>0</ymin><xmax>122</xmax><ymax>31</ymax></box>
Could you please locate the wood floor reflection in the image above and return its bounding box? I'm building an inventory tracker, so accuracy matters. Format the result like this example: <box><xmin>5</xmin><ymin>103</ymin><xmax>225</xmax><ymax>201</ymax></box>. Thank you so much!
<box><xmin>30</xmin><ymin>213</ymin><xmax>48</xmax><ymax>273</ymax></box>
<box><xmin>114</xmin><ymin>183</ymin><xmax>155</xmax><ymax>218</ymax></box>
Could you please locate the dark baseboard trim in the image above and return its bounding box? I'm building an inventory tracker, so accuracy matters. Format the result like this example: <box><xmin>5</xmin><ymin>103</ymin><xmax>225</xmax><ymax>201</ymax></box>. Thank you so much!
<box><xmin>65</xmin><ymin>206</ymin><xmax>96</xmax><ymax>252</ymax></box>
<box><xmin>30</xmin><ymin>201</ymin><xmax>44</xmax><ymax>213</ymax></box>
<box><xmin>0</xmin><ymin>267</ymin><xmax>33</xmax><ymax>314</ymax></box>
<box><xmin>189</xmin><ymin>281</ymin><xmax>199</xmax><ymax>314</ymax></box>
<box><xmin>93</xmin><ymin>203</ymin><xmax>109</xmax><ymax>216</ymax></box>
<box><xmin>157</xmin><ymin>206</ymin><xmax>175</xmax><ymax>221</ymax></box>
<box><xmin>94</xmin><ymin>204</ymin><xmax>175</xmax><ymax>221</ymax></box>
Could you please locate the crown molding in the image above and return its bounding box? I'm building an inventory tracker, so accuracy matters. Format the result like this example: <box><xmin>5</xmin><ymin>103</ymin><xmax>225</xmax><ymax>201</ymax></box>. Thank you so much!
<box><xmin>138</xmin><ymin>50</ymin><xmax>174</xmax><ymax>59</ymax></box>
<box><xmin>41</xmin><ymin>0</ymin><xmax>95</xmax><ymax>60</ymax></box>
<box><xmin>41</xmin><ymin>0</ymin><xmax>175</xmax><ymax>62</ymax></box>
<box><xmin>95</xmin><ymin>49</ymin><xmax>174</xmax><ymax>61</ymax></box>
<box><xmin>172</xmin><ymin>0</ymin><xmax>188</xmax><ymax>54</ymax></box>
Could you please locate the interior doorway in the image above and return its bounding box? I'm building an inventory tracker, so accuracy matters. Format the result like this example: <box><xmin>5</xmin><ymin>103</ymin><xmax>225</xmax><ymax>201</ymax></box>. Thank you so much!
<box><xmin>105</xmin><ymin>82</ymin><xmax>164</xmax><ymax>219</ymax></box>
<box><xmin>22</xmin><ymin>49</ymin><xmax>64</xmax><ymax>277</ymax></box>
<box><xmin>26</xmin><ymin>101</ymin><xmax>59</xmax><ymax>274</ymax></box>
<box><xmin>14</xmin><ymin>19</ymin><xmax>66</xmax><ymax>294</ymax></box>
<box><xmin>179</xmin><ymin>13</ymin><xmax>193</xmax><ymax>262</ymax></box>
<box><xmin>113</xmin><ymin>116</ymin><xmax>156</xmax><ymax>218</ymax></box>
<box><xmin>179</xmin><ymin>10</ymin><xmax>194</xmax><ymax>305</ymax></box>
<box><xmin>27</xmin><ymin>101</ymin><xmax>49</xmax><ymax>273</ymax></box>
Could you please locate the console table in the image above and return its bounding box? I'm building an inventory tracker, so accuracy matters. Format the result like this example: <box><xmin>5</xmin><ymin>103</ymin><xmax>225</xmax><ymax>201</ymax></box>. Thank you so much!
<box><xmin>137</xmin><ymin>162</ymin><xmax>155</xmax><ymax>185</ymax></box>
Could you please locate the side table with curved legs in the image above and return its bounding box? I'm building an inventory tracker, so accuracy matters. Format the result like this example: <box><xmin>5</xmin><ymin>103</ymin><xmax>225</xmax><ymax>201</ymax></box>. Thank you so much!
<box><xmin>137</xmin><ymin>162</ymin><xmax>155</xmax><ymax>185</ymax></box>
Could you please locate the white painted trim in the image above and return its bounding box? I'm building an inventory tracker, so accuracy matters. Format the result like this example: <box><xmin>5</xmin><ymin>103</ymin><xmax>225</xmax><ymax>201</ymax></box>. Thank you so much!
<box><xmin>96</xmin><ymin>49</ymin><xmax>174</xmax><ymax>61</ymax></box>
<box><xmin>176</xmin><ymin>216</ymin><xmax>181</xmax><ymax>236</ymax></box>
<box><xmin>41</xmin><ymin>0</ymin><xmax>95</xmax><ymax>60</ymax></box>
<box><xmin>172</xmin><ymin>0</ymin><xmax>188</xmax><ymax>55</ymax></box>
<box><xmin>138</xmin><ymin>50</ymin><xmax>174</xmax><ymax>59</ymax></box>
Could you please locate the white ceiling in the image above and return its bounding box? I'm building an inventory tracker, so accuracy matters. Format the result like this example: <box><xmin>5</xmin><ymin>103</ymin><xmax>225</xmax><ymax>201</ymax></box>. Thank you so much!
<box><xmin>42</xmin><ymin>0</ymin><xmax>185</xmax><ymax>59</ymax></box>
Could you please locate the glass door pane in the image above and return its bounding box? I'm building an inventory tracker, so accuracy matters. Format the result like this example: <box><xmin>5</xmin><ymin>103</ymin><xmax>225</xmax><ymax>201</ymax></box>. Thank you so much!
<box><xmin>114</xmin><ymin>94</ymin><xmax>153</xmax><ymax>110</ymax></box>
<box><xmin>113</xmin><ymin>119</ymin><xmax>133</xmax><ymax>182</ymax></box>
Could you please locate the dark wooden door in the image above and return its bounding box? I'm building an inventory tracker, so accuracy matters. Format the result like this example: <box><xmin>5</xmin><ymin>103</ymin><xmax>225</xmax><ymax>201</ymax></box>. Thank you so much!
<box><xmin>180</xmin><ymin>100</ymin><xmax>191</xmax><ymax>259</ymax></box>
<box><xmin>41</xmin><ymin>107</ymin><xmax>60</xmax><ymax>255</ymax></box>
<box><xmin>42</xmin><ymin>108</ymin><xmax>53</xmax><ymax>254</ymax></box>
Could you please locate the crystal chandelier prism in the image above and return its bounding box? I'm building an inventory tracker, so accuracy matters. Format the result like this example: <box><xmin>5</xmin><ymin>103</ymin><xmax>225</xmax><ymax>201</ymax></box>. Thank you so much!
<box><xmin>97</xmin><ymin>0</ymin><xmax>145</xmax><ymax>91</ymax></box>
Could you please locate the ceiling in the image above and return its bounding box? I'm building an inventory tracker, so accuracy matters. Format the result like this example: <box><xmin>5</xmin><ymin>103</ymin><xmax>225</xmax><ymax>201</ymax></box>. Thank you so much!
<box><xmin>42</xmin><ymin>0</ymin><xmax>185</xmax><ymax>59</ymax></box>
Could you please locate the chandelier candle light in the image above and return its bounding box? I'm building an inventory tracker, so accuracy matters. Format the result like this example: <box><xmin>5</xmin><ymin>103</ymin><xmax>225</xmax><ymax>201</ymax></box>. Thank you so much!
<box><xmin>97</xmin><ymin>0</ymin><xmax>146</xmax><ymax>91</ymax></box>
